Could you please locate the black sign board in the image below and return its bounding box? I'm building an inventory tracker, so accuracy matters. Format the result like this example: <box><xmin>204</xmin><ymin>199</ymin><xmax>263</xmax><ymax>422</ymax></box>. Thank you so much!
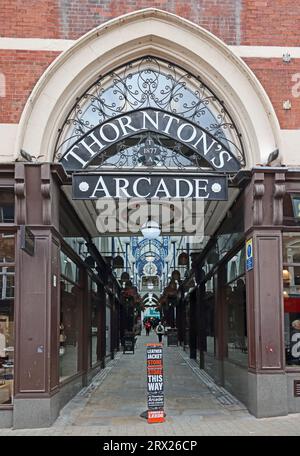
<box><xmin>123</xmin><ymin>335</ymin><xmax>135</xmax><ymax>354</ymax></box>
<box><xmin>59</xmin><ymin>108</ymin><xmax>241</xmax><ymax>173</ymax></box>
<box><xmin>20</xmin><ymin>225</ymin><xmax>35</xmax><ymax>256</ymax></box>
<box><xmin>72</xmin><ymin>173</ymin><xmax>228</xmax><ymax>201</ymax></box>
<box><xmin>167</xmin><ymin>329</ymin><xmax>178</xmax><ymax>346</ymax></box>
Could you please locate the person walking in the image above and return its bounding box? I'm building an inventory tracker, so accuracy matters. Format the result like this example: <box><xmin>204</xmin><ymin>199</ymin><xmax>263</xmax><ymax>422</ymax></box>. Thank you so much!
<box><xmin>145</xmin><ymin>320</ymin><xmax>151</xmax><ymax>336</ymax></box>
<box><xmin>155</xmin><ymin>321</ymin><xmax>165</xmax><ymax>343</ymax></box>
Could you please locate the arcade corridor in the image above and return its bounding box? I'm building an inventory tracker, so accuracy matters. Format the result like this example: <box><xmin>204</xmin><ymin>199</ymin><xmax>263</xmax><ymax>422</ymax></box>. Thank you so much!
<box><xmin>1</xmin><ymin>333</ymin><xmax>300</xmax><ymax>435</ymax></box>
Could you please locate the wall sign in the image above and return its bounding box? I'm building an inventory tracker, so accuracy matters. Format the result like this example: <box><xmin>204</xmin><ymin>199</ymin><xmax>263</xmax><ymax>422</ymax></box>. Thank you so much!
<box><xmin>246</xmin><ymin>238</ymin><xmax>253</xmax><ymax>271</ymax></box>
<box><xmin>146</xmin><ymin>343</ymin><xmax>164</xmax><ymax>423</ymax></box>
<box><xmin>59</xmin><ymin>108</ymin><xmax>241</xmax><ymax>173</ymax></box>
<box><xmin>20</xmin><ymin>225</ymin><xmax>35</xmax><ymax>256</ymax></box>
<box><xmin>72</xmin><ymin>173</ymin><xmax>228</xmax><ymax>201</ymax></box>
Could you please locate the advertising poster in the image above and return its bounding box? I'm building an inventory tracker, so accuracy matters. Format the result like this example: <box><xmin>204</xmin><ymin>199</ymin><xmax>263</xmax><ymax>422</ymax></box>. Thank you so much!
<box><xmin>146</xmin><ymin>344</ymin><xmax>164</xmax><ymax>423</ymax></box>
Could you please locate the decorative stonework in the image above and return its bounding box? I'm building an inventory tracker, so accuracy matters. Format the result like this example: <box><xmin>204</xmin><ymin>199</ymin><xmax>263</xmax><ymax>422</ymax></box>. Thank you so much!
<box><xmin>253</xmin><ymin>173</ymin><xmax>265</xmax><ymax>225</ymax></box>
<box><xmin>273</xmin><ymin>173</ymin><xmax>286</xmax><ymax>225</ymax></box>
<box><xmin>14</xmin><ymin>163</ymin><xmax>26</xmax><ymax>225</ymax></box>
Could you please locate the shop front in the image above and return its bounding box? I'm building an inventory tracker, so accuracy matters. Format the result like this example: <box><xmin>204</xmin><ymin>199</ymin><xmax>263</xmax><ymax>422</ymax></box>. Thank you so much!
<box><xmin>1</xmin><ymin>9</ymin><xmax>299</xmax><ymax>428</ymax></box>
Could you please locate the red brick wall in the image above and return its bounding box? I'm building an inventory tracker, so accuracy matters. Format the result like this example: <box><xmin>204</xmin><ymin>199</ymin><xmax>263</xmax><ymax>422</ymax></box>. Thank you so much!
<box><xmin>242</xmin><ymin>1</ymin><xmax>300</xmax><ymax>46</ymax></box>
<box><xmin>0</xmin><ymin>50</ymin><xmax>59</xmax><ymax>123</ymax></box>
<box><xmin>1</xmin><ymin>1</ymin><xmax>300</xmax><ymax>45</ymax></box>
<box><xmin>0</xmin><ymin>1</ymin><xmax>300</xmax><ymax>128</ymax></box>
<box><xmin>245</xmin><ymin>58</ymin><xmax>300</xmax><ymax>130</ymax></box>
<box><xmin>0</xmin><ymin>1</ymin><xmax>60</xmax><ymax>39</ymax></box>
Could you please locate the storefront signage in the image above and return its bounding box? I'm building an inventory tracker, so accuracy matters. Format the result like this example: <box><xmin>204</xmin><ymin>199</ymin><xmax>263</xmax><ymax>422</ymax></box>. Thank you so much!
<box><xmin>146</xmin><ymin>343</ymin><xmax>164</xmax><ymax>423</ymax></box>
<box><xmin>72</xmin><ymin>173</ymin><xmax>228</xmax><ymax>201</ymax></box>
<box><xmin>246</xmin><ymin>238</ymin><xmax>253</xmax><ymax>271</ymax></box>
<box><xmin>60</xmin><ymin>108</ymin><xmax>241</xmax><ymax>173</ymax></box>
<box><xmin>20</xmin><ymin>225</ymin><xmax>35</xmax><ymax>256</ymax></box>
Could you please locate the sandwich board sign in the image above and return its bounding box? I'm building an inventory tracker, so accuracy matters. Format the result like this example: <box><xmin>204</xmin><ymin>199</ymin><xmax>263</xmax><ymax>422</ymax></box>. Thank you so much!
<box><xmin>146</xmin><ymin>344</ymin><xmax>164</xmax><ymax>423</ymax></box>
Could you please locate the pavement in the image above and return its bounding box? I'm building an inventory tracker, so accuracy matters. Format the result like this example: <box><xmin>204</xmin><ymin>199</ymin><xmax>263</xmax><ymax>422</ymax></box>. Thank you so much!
<box><xmin>1</xmin><ymin>332</ymin><xmax>300</xmax><ymax>436</ymax></box>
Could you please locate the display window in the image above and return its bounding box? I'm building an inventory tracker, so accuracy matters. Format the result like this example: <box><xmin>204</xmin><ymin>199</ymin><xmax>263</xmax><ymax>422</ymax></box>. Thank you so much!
<box><xmin>283</xmin><ymin>233</ymin><xmax>300</xmax><ymax>366</ymax></box>
<box><xmin>224</xmin><ymin>247</ymin><xmax>247</xmax><ymax>367</ymax></box>
<box><xmin>90</xmin><ymin>278</ymin><xmax>100</xmax><ymax>366</ymax></box>
<box><xmin>59</xmin><ymin>252</ymin><xmax>82</xmax><ymax>382</ymax></box>
<box><xmin>0</xmin><ymin>232</ymin><xmax>15</xmax><ymax>405</ymax></box>
<box><xmin>203</xmin><ymin>277</ymin><xmax>215</xmax><ymax>356</ymax></box>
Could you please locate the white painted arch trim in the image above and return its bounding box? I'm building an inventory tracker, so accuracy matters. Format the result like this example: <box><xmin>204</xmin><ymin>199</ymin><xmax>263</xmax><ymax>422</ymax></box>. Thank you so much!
<box><xmin>15</xmin><ymin>8</ymin><xmax>281</xmax><ymax>168</ymax></box>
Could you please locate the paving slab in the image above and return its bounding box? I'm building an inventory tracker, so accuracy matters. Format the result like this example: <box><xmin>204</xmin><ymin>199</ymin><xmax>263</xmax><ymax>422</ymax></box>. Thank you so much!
<box><xmin>1</xmin><ymin>332</ymin><xmax>300</xmax><ymax>435</ymax></box>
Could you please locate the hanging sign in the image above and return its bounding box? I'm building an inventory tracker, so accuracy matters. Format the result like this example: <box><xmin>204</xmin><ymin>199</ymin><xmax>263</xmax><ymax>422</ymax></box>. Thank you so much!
<box><xmin>146</xmin><ymin>343</ymin><xmax>164</xmax><ymax>423</ymax></box>
<box><xmin>20</xmin><ymin>225</ymin><xmax>35</xmax><ymax>256</ymax></box>
<box><xmin>59</xmin><ymin>108</ymin><xmax>241</xmax><ymax>173</ymax></box>
<box><xmin>246</xmin><ymin>238</ymin><xmax>253</xmax><ymax>271</ymax></box>
<box><xmin>72</xmin><ymin>173</ymin><xmax>228</xmax><ymax>201</ymax></box>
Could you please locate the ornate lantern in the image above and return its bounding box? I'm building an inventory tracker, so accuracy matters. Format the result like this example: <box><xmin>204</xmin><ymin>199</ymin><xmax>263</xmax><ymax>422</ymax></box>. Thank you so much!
<box><xmin>112</xmin><ymin>255</ymin><xmax>124</xmax><ymax>269</ymax></box>
<box><xmin>178</xmin><ymin>252</ymin><xmax>189</xmax><ymax>266</ymax></box>
<box><xmin>120</xmin><ymin>271</ymin><xmax>130</xmax><ymax>282</ymax></box>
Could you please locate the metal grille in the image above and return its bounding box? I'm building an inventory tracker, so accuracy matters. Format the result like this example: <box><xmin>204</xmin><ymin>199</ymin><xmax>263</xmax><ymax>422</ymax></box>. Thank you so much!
<box><xmin>294</xmin><ymin>380</ymin><xmax>300</xmax><ymax>397</ymax></box>
<box><xmin>55</xmin><ymin>56</ymin><xmax>245</xmax><ymax>167</ymax></box>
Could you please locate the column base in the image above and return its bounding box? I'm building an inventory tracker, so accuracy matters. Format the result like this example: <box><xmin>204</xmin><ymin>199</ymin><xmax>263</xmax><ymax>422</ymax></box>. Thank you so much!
<box><xmin>13</xmin><ymin>395</ymin><xmax>60</xmax><ymax>429</ymax></box>
<box><xmin>248</xmin><ymin>371</ymin><xmax>288</xmax><ymax>418</ymax></box>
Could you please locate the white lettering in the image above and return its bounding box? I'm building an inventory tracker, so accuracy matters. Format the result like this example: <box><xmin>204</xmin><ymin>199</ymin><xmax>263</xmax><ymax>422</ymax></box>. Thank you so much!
<box><xmin>175</xmin><ymin>179</ymin><xmax>193</xmax><ymax>198</ymax></box>
<box><xmin>177</xmin><ymin>123</ymin><xmax>197</xmax><ymax>143</ymax></box>
<box><xmin>153</xmin><ymin>179</ymin><xmax>171</xmax><ymax>198</ymax></box>
<box><xmin>81</xmin><ymin>131</ymin><xmax>105</xmax><ymax>157</ymax></box>
<box><xmin>194</xmin><ymin>179</ymin><xmax>209</xmax><ymax>198</ymax></box>
<box><xmin>91</xmin><ymin>176</ymin><xmax>111</xmax><ymax>198</ymax></box>
<box><xmin>148</xmin><ymin>383</ymin><xmax>163</xmax><ymax>391</ymax></box>
<box><xmin>117</xmin><ymin>116</ymin><xmax>139</xmax><ymax>135</ymax></box>
<box><xmin>142</xmin><ymin>111</ymin><xmax>159</xmax><ymax>130</ymax></box>
<box><xmin>193</xmin><ymin>131</ymin><xmax>217</xmax><ymax>155</ymax></box>
<box><xmin>132</xmin><ymin>177</ymin><xmax>151</xmax><ymax>198</ymax></box>
<box><xmin>211</xmin><ymin>150</ymin><xmax>233</xmax><ymax>169</ymax></box>
<box><xmin>114</xmin><ymin>178</ymin><xmax>131</xmax><ymax>198</ymax></box>
<box><xmin>99</xmin><ymin>122</ymin><xmax>120</xmax><ymax>142</ymax></box>
<box><xmin>63</xmin><ymin>148</ymin><xmax>88</xmax><ymax>167</ymax></box>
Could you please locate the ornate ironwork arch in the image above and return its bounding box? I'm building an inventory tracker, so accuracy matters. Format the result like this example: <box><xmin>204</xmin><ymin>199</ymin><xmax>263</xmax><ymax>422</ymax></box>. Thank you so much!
<box><xmin>55</xmin><ymin>56</ymin><xmax>245</xmax><ymax>171</ymax></box>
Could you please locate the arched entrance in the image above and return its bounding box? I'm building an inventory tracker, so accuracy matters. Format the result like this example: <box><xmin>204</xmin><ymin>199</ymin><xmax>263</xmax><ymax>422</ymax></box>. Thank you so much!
<box><xmin>11</xmin><ymin>9</ymin><xmax>289</xmax><ymax>429</ymax></box>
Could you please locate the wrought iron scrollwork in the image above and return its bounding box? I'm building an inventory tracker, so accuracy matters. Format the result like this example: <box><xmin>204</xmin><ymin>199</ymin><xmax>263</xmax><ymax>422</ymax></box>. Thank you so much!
<box><xmin>55</xmin><ymin>56</ymin><xmax>245</xmax><ymax>167</ymax></box>
<box><xmin>93</xmin><ymin>133</ymin><xmax>203</xmax><ymax>171</ymax></box>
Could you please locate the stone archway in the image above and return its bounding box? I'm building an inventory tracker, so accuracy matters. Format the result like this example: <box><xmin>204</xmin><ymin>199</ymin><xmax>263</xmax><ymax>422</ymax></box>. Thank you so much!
<box><xmin>15</xmin><ymin>8</ymin><xmax>281</xmax><ymax>169</ymax></box>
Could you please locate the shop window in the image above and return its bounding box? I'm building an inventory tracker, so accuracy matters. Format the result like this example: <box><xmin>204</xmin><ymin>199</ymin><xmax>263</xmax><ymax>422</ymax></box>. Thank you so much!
<box><xmin>90</xmin><ymin>279</ymin><xmax>100</xmax><ymax>366</ymax></box>
<box><xmin>226</xmin><ymin>248</ymin><xmax>245</xmax><ymax>283</ymax></box>
<box><xmin>203</xmin><ymin>277</ymin><xmax>215</xmax><ymax>356</ymax></box>
<box><xmin>283</xmin><ymin>233</ymin><xmax>300</xmax><ymax>366</ymax></box>
<box><xmin>59</xmin><ymin>277</ymin><xmax>81</xmax><ymax>381</ymax></box>
<box><xmin>60</xmin><ymin>251</ymin><xmax>80</xmax><ymax>284</ymax></box>
<box><xmin>0</xmin><ymin>191</ymin><xmax>14</xmax><ymax>224</ymax></box>
<box><xmin>225</xmin><ymin>248</ymin><xmax>247</xmax><ymax>367</ymax></box>
<box><xmin>105</xmin><ymin>294</ymin><xmax>111</xmax><ymax>357</ymax></box>
<box><xmin>0</xmin><ymin>233</ymin><xmax>15</xmax><ymax>405</ymax></box>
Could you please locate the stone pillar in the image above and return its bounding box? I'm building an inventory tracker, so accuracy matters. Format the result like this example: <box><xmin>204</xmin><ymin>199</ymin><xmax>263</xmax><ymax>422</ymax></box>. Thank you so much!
<box><xmin>13</xmin><ymin>164</ymin><xmax>65</xmax><ymax>428</ymax></box>
<box><xmin>245</xmin><ymin>169</ymin><xmax>287</xmax><ymax>417</ymax></box>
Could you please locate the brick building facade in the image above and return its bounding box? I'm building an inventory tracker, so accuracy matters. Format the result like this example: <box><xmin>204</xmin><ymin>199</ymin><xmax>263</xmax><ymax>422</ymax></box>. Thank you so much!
<box><xmin>1</xmin><ymin>1</ymin><xmax>300</xmax><ymax>133</ymax></box>
<box><xmin>0</xmin><ymin>1</ymin><xmax>300</xmax><ymax>429</ymax></box>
